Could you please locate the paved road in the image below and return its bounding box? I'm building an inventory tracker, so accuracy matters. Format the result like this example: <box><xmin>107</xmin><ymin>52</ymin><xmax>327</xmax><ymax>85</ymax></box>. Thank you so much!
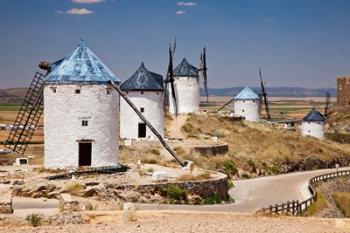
<box><xmin>11</xmin><ymin>167</ymin><xmax>349</xmax><ymax>215</ymax></box>
<box><xmin>137</xmin><ymin>167</ymin><xmax>350</xmax><ymax>213</ymax></box>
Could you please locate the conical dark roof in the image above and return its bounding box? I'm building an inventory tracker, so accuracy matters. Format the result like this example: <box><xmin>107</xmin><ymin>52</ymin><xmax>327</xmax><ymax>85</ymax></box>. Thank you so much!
<box><xmin>173</xmin><ymin>58</ymin><xmax>198</xmax><ymax>77</ymax></box>
<box><xmin>120</xmin><ymin>63</ymin><xmax>164</xmax><ymax>91</ymax></box>
<box><xmin>303</xmin><ymin>109</ymin><xmax>325</xmax><ymax>122</ymax></box>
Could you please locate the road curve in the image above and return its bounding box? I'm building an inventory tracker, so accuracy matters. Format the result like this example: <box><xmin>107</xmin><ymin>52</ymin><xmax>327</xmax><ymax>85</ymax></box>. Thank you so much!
<box><xmin>136</xmin><ymin>167</ymin><xmax>350</xmax><ymax>213</ymax></box>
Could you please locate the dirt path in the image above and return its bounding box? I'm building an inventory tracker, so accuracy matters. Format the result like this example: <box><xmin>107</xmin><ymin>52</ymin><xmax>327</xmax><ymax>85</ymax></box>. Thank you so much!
<box><xmin>1</xmin><ymin>210</ymin><xmax>350</xmax><ymax>233</ymax></box>
<box><xmin>167</xmin><ymin>115</ymin><xmax>187</xmax><ymax>139</ymax></box>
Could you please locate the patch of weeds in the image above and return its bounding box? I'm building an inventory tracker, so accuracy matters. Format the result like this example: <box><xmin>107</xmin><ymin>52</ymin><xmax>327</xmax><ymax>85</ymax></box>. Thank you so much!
<box><xmin>227</xmin><ymin>180</ymin><xmax>234</xmax><ymax>189</ymax></box>
<box><xmin>26</xmin><ymin>213</ymin><xmax>42</xmax><ymax>227</ymax></box>
<box><xmin>241</xmin><ymin>173</ymin><xmax>250</xmax><ymax>179</ymax></box>
<box><xmin>203</xmin><ymin>193</ymin><xmax>223</xmax><ymax>204</ymax></box>
<box><xmin>303</xmin><ymin>189</ymin><xmax>327</xmax><ymax>216</ymax></box>
<box><xmin>247</xmin><ymin>159</ymin><xmax>256</xmax><ymax>172</ymax></box>
<box><xmin>177</xmin><ymin>171</ymin><xmax>212</xmax><ymax>181</ymax></box>
<box><xmin>167</xmin><ymin>184</ymin><xmax>188</xmax><ymax>203</ymax></box>
<box><xmin>150</xmin><ymin>149</ymin><xmax>160</xmax><ymax>156</ymax></box>
<box><xmin>146</xmin><ymin>168</ymin><xmax>154</xmax><ymax>173</ymax></box>
<box><xmin>222</xmin><ymin>160</ymin><xmax>238</xmax><ymax>178</ymax></box>
<box><xmin>85</xmin><ymin>202</ymin><xmax>95</xmax><ymax>211</ymax></box>
<box><xmin>142</xmin><ymin>159</ymin><xmax>158</xmax><ymax>164</ymax></box>
<box><xmin>173</xmin><ymin>146</ymin><xmax>186</xmax><ymax>156</ymax></box>
<box><xmin>64</xmin><ymin>181</ymin><xmax>85</xmax><ymax>196</ymax></box>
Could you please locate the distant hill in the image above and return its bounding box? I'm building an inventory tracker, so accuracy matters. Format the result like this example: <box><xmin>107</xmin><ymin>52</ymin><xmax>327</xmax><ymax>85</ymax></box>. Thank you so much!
<box><xmin>0</xmin><ymin>88</ymin><xmax>28</xmax><ymax>104</ymax></box>
<box><xmin>0</xmin><ymin>86</ymin><xmax>337</xmax><ymax>104</ymax></box>
<box><xmin>201</xmin><ymin>87</ymin><xmax>336</xmax><ymax>97</ymax></box>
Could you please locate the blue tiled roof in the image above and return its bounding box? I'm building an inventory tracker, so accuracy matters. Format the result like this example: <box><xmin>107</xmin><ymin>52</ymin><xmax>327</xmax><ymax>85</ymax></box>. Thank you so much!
<box><xmin>173</xmin><ymin>58</ymin><xmax>198</xmax><ymax>77</ymax></box>
<box><xmin>120</xmin><ymin>63</ymin><xmax>164</xmax><ymax>91</ymax></box>
<box><xmin>303</xmin><ymin>109</ymin><xmax>325</xmax><ymax>122</ymax></box>
<box><xmin>234</xmin><ymin>86</ymin><xmax>260</xmax><ymax>100</ymax></box>
<box><xmin>45</xmin><ymin>40</ymin><xmax>120</xmax><ymax>84</ymax></box>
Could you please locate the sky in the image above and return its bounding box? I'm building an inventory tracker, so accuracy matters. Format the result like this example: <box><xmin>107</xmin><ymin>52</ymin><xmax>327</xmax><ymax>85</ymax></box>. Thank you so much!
<box><xmin>0</xmin><ymin>0</ymin><xmax>349</xmax><ymax>89</ymax></box>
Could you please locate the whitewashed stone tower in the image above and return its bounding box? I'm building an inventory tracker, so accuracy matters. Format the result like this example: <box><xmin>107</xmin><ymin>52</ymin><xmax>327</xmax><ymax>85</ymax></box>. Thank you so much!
<box><xmin>234</xmin><ymin>86</ymin><xmax>260</xmax><ymax>122</ymax></box>
<box><xmin>168</xmin><ymin>58</ymin><xmax>200</xmax><ymax>114</ymax></box>
<box><xmin>120</xmin><ymin>63</ymin><xmax>164</xmax><ymax>139</ymax></box>
<box><xmin>301</xmin><ymin>109</ymin><xmax>325</xmax><ymax>140</ymax></box>
<box><xmin>43</xmin><ymin>40</ymin><xmax>120</xmax><ymax>168</ymax></box>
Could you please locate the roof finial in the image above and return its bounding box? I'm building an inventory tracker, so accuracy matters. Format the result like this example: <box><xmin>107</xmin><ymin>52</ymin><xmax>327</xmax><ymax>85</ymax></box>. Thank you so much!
<box><xmin>141</xmin><ymin>62</ymin><xmax>145</xmax><ymax>68</ymax></box>
<box><xmin>79</xmin><ymin>39</ymin><xmax>87</xmax><ymax>48</ymax></box>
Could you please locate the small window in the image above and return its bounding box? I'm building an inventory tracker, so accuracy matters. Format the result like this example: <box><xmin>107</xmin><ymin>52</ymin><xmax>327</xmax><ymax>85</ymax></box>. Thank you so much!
<box><xmin>141</xmin><ymin>91</ymin><xmax>144</xmax><ymax>95</ymax></box>
<box><xmin>140</xmin><ymin>107</ymin><xmax>145</xmax><ymax>113</ymax></box>
<box><xmin>243</xmin><ymin>100</ymin><xmax>245</xmax><ymax>103</ymax></box>
<box><xmin>156</xmin><ymin>92</ymin><xmax>159</xmax><ymax>95</ymax></box>
<box><xmin>107</xmin><ymin>89</ymin><xmax>112</xmax><ymax>95</ymax></box>
<box><xmin>242</xmin><ymin>110</ymin><xmax>245</xmax><ymax>112</ymax></box>
<box><xmin>75</xmin><ymin>89</ymin><xmax>81</xmax><ymax>94</ymax></box>
<box><xmin>82</xmin><ymin>120</ymin><xmax>88</xmax><ymax>126</ymax></box>
<box><xmin>308</xmin><ymin>130</ymin><xmax>311</xmax><ymax>133</ymax></box>
<box><xmin>51</xmin><ymin>87</ymin><xmax>57</xmax><ymax>93</ymax></box>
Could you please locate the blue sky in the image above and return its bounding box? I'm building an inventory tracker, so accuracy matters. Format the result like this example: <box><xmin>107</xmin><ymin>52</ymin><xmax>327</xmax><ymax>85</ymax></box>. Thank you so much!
<box><xmin>0</xmin><ymin>0</ymin><xmax>349</xmax><ymax>89</ymax></box>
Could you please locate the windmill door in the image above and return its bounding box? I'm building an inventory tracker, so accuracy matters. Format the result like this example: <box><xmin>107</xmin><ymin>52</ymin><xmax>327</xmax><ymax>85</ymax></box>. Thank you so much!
<box><xmin>138</xmin><ymin>123</ymin><xmax>147</xmax><ymax>138</ymax></box>
<box><xmin>79</xmin><ymin>142</ymin><xmax>92</xmax><ymax>166</ymax></box>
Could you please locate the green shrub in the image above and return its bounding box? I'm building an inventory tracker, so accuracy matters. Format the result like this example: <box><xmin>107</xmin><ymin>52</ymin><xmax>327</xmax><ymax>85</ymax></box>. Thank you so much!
<box><xmin>227</xmin><ymin>180</ymin><xmax>234</xmax><ymax>189</ymax></box>
<box><xmin>203</xmin><ymin>193</ymin><xmax>222</xmax><ymax>204</ymax></box>
<box><xmin>222</xmin><ymin>160</ymin><xmax>238</xmax><ymax>177</ymax></box>
<box><xmin>247</xmin><ymin>159</ymin><xmax>256</xmax><ymax>172</ymax></box>
<box><xmin>26</xmin><ymin>213</ymin><xmax>42</xmax><ymax>227</ymax></box>
<box><xmin>167</xmin><ymin>184</ymin><xmax>187</xmax><ymax>202</ymax></box>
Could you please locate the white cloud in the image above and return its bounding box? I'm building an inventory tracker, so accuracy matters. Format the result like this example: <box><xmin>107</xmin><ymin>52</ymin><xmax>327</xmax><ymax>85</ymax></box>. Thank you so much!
<box><xmin>177</xmin><ymin>1</ymin><xmax>197</xmax><ymax>7</ymax></box>
<box><xmin>72</xmin><ymin>0</ymin><xmax>105</xmax><ymax>3</ymax></box>
<box><xmin>176</xmin><ymin>10</ymin><xmax>187</xmax><ymax>15</ymax></box>
<box><xmin>55</xmin><ymin>8</ymin><xmax>94</xmax><ymax>15</ymax></box>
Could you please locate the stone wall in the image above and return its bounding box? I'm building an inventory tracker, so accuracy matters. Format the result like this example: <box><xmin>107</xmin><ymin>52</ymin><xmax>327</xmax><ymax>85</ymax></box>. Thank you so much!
<box><xmin>107</xmin><ymin>174</ymin><xmax>229</xmax><ymax>199</ymax></box>
<box><xmin>337</xmin><ymin>76</ymin><xmax>350</xmax><ymax>106</ymax></box>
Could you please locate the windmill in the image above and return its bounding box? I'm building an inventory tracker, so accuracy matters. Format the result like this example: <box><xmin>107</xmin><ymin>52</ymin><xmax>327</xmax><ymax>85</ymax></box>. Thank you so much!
<box><xmin>5</xmin><ymin>44</ymin><xmax>188</xmax><ymax>168</ymax></box>
<box><xmin>259</xmin><ymin>68</ymin><xmax>271</xmax><ymax>121</ymax></box>
<box><xmin>198</xmin><ymin>47</ymin><xmax>209</xmax><ymax>103</ymax></box>
<box><xmin>163</xmin><ymin>40</ymin><xmax>179</xmax><ymax>116</ymax></box>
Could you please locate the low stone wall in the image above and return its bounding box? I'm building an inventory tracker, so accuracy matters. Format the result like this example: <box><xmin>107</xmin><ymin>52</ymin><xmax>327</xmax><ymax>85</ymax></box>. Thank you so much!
<box><xmin>0</xmin><ymin>193</ymin><xmax>13</xmax><ymax>214</ymax></box>
<box><xmin>107</xmin><ymin>173</ymin><xmax>229</xmax><ymax>199</ymax></box>
<box><xmin>191</xmin><ymin>144</ymin><xmax>229</xmax><ymax>156</ymax></box>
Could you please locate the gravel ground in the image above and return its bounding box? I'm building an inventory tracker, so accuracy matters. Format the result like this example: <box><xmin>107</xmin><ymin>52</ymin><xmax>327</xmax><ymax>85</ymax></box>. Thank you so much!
<box><xmin>1</xmin><ymin>211</ymin><xmax>350</xmax><ymax>233</ymax></box>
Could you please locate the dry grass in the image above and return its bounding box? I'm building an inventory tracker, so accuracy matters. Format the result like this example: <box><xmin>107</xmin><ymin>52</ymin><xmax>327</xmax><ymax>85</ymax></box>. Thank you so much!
<box><xmin>64</xmin><ymin>181</ymin><xmax>85</xmax><ymax>196</ymax></box>
<box><xmin>179</xmin><ymin>114</ymin><xmax>350</xmax><ymax>175</ymax></box>
<box><xmin>332</xmin><ymin>192</ymin><xmax>350</xmax><ymax>217</ymax></box>
<box><xmin>302</xmin><ymin>188</ymin><xmax>328</xmax><ymax>216</ymax></box>
<box><xmin>177</xmin><ymin>171</ymin><xmax>212</xmax><ymax>181</ymax></box>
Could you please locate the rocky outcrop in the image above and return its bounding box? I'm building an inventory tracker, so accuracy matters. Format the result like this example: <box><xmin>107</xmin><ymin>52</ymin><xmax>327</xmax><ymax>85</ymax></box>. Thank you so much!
<box><xmin>0</xmin><ymin>193</ymin><xmax>12</xmax><ymax>214</ymax></box>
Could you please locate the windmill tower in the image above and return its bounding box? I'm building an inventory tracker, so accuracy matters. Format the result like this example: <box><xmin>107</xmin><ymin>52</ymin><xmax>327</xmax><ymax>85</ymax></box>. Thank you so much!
<box><xmin>301</xmin><ymin>109</ymin><xmax>326</xmax><ymax>140</ymax></box>
<box><xmin>167</xmin><ymin>58</ymin><xmax>200</xmax><ymax>114</ymax></box>
<box><xmin>43</xmin><ymin>40</ymin><xmax>121</xmax><ymax>168</ymax></box>
<box><xmin>234</xmin><ymin>86</ymin><xmax>260</xmax><ymax>122</ymax></box>
<box><xmin>120</xmin><ymin>63</ymin><xmax>164</xmax><ymax>139</ymax></box>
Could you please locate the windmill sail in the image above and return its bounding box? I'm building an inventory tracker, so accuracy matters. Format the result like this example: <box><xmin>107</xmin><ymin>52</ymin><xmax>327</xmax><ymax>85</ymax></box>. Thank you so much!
<box><xmin>324</xmin><ymin>92</ymin><xmax>331</xmax><ymax>117</ymax></box>
<box><xmin>5</xmin><ymin>72</ymin><xmax>46</xmax><ymax>154</ymax></box>
<box><xmin>215</xmin><ymin>97</ymin><xmax>235</xmax><ymax>113</ymax></box>
<box><xmin>199</xmin><ymin>47</ymin><xmax>209</xmax><ymax>103</ymax></box>
<box><xmin>259</xmin><ymin>68</ymin><xmax>271</xmax><ymax>121</ymax></box>
<box><xmin>164</xmin><ymin>41</ymin><xmax>178</xmax><ymax>116</ymax></box>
